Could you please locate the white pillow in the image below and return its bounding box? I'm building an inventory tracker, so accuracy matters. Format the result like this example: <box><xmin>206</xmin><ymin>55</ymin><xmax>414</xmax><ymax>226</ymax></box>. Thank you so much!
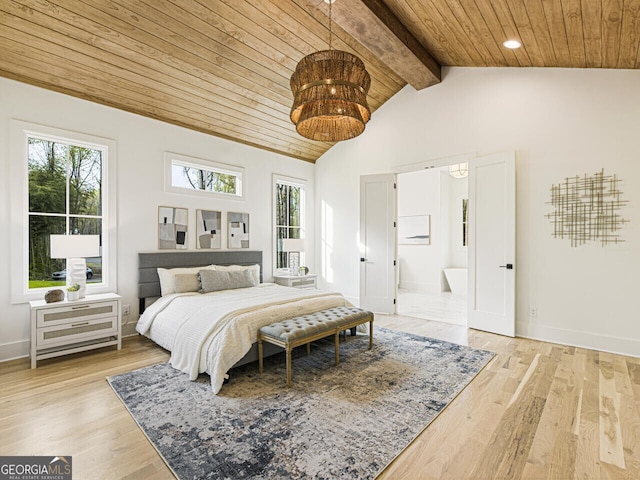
<box><xmin>213</xmin><ymin>264</ymin><xmax>260</xmax><ymax>285</ymax></box>
<box><xmin>157</xmin><ymin>265</ymin><xmax>215</xmax><ymax>296</ymax></box>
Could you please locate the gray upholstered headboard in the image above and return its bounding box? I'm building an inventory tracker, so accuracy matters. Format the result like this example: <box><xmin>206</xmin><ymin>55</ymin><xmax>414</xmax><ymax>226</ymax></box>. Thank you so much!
<box><xmin>138</xmin><ymin>250</ymin><xmax>263</xmax><ymax>312</ymax></box>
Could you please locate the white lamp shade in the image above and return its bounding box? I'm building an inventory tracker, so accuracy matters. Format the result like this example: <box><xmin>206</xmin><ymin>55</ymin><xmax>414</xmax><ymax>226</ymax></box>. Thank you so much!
<box><xmin>282</xmin><ymin>238</ymin><xmax>305</xmax><ymax>253</ymax></box>
<box><xmin>50</xmin><ymin>234</ymin><xmax>100</xmax><ymax>259</ymax></box>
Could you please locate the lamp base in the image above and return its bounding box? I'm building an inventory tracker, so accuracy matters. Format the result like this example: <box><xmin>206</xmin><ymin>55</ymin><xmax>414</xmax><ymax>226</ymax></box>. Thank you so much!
<box><xmin>67</xmin><ymin>257</ymin><xmax>88</xmax><ymax>299</ymax></box>
<box><xmin>289</xmin><ymin>252</ymin><xmax>300</xmax><ymax>276</ymax></box>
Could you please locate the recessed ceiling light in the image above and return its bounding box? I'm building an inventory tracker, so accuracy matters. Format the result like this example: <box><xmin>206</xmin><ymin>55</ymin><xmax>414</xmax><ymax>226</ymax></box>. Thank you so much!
<box><xmin>503</xmin><ymin>40</ymin><xmax>522</xmax><ymax>49</ymax></box>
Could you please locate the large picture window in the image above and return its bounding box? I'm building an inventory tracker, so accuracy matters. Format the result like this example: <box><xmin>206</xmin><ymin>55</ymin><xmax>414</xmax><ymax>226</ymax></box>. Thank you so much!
<box><xmin>28</xmin><ymin>138</ymin><xmax>104</xmax><ymax>289</ymax></box>
<box><xmin>274</xmin><ymin>176</ymin><xmax>306</xmax><ymax>274</ymax></box>
<box><xmin>10</xmin><ymin>122</ymin><xmax>116</xmax><ymax>302</ymax></box>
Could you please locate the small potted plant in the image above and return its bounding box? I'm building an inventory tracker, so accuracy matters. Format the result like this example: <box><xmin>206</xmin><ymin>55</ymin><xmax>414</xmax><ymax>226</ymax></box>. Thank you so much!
<box><xmin>67</xmin><ymin>283</ymin><xmax>81</xmax><ymax>301</ymax></box>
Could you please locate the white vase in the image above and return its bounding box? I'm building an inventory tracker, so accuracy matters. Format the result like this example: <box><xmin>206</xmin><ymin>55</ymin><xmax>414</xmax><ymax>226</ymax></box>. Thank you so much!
<box><xmin>67</xmin><ymin>291</ymin><xmax>80</xmax><ymax>301</ymax></box>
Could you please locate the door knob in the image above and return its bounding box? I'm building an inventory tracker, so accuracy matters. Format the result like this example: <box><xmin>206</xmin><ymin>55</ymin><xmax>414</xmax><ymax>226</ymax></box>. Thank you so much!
<box><xmin>360</xmin><ymin>257</ymin><xmax>366</xmax><ymax>262</ymax></box>
<box><xmin>499</xmin><ymin>264</ymin><xmax>513</xmax><ymax>269</ymax></box>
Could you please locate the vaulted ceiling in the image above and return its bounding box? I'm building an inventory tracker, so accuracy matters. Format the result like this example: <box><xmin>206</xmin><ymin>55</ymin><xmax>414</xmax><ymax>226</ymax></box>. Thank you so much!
<box><xmin>1</xmin><ymin>1</ymin><xmax>639</xmax><ymax>163</ymax></box>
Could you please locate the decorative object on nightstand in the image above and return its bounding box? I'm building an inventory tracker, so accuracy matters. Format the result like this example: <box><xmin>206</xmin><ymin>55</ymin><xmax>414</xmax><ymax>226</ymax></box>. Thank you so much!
<box><xmin>50</xmin><ymin>234</ymin><xmax>100</xmax><ymax>299</ymax></box>
<box><xmin>282</xmin><ymin>238</ymin><xmax>305</xmax><ymax>276</ymax></box>
<box><xmin>44</xmin><ymin>289</ymin><xmax>64</xmax><ymax>303</ymax></box>
<box><xmin>66</xmin><ymin>283</ymin><xmax>80</xmax><ymax>301</ymax></box>
<box><xmin>30</xmin><ymin>292</ymin><xmax>121</xmax><ymax>368</ymax></box>
<box><xmin>274</xmin><ymin>273</ymin><xmax>317</xmax><ymax>290</ymax></box>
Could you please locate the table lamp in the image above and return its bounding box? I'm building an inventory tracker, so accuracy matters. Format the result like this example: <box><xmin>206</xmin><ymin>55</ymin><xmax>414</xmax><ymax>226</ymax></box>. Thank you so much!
<box><xmin>282</xmin><ymin>238</ymin><xmax>305</xmax><ymax>276</ymax></box>
<box><xmin>50</xmin><ymin>234</ymin><xmax>100</xmax><ymax>299</ymax></box>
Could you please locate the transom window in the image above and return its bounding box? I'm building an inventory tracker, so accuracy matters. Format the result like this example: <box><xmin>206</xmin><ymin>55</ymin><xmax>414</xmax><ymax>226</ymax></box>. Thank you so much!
<box><xmin>165</xmin><ymin>152</ymin><xmax>244</xmax><ymax>199</ymax></box>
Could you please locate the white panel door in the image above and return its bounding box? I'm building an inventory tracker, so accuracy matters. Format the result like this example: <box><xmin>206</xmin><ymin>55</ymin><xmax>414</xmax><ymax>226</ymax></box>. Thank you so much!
<box><xmin>468</xmin><ymin>152</ymin><xmax>516</xmax><ymax>337</ymax></box>
<box><xmin>359</xmin><ymin>174</ymin><xmax>397</xmax><ymax>313</ymax></box>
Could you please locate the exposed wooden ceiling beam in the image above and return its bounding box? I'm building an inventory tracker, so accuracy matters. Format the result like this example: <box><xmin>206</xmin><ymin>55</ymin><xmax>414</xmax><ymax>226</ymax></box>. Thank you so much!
<box><xmin>329</xmin><ymin>0</ymin><xmax>441</xmax><ymax>90</ymax></box>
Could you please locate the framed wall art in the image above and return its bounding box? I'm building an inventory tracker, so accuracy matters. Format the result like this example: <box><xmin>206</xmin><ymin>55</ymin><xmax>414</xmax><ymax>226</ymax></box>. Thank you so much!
<box><xmin>228</xmin><ymin>212</ymin><xmax>249</xmax><ymax>249</ymax></box>
<box><xmin>398</xmin><ymin>214</ymin><xmax>431</xmax><ymax>245</ymax></box>
<box><xmin>196</xmin><ymin>209</ymin><xmax>222</xmax><ymax>249</ymax></box>
<box><xmin>158</xmin><ymin>206</ymin><xmax>188</xmax><ymax>249</ymax></box>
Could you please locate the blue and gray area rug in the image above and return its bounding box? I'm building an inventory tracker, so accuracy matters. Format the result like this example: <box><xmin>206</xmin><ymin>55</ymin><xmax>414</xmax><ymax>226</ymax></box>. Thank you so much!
<box><xmin>108</xmin><ymin>327</ymin><xmax>494</xmax><ymax>479</ymax></box>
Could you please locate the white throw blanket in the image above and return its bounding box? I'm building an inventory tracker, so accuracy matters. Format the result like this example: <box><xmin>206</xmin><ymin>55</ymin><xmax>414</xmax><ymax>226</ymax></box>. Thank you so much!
<box><xmin>136</xmin><ymin>284</ymin><xmax>351</xmax><ymax>393</ymax></box>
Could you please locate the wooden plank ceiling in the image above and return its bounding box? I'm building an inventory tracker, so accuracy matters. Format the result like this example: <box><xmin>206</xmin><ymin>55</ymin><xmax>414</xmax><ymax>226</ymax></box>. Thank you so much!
<box><xmin>1</xmin><ymin>1</ymin><xmax>639</xmax><ymax>163</ymax></box>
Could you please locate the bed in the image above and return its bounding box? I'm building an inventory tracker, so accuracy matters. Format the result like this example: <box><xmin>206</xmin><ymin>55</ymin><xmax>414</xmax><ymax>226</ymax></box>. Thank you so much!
<box><xmin>137</xmin><ymin>251</ymin><xmax>352</xmax><ymax>393</ymax></box>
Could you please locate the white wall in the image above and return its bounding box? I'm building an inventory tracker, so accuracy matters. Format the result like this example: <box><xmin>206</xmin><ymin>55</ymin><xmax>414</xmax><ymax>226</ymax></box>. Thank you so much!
<box><xmin>397</xmin><ymin>169</ymin><xmax>441</xmax><ymax>292</ymax></box>
<box><xmin>316</xmin><ymin>67</ymin><xmax>640</xmax><ymax>357</ymax></box>
<box><xmin>0</xmin><ymin>77</ymin><xmax>315</xmax><ymax>361</ymax></box>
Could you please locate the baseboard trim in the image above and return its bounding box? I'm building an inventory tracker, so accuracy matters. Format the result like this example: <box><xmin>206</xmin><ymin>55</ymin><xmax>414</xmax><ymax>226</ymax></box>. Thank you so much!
<box><xmin>122</xmin><ymin>322</ymin><xmax>138</xmax><ymax>337</ymax></box>
<box><xmin>1</xmin><ymin>326</ymin><xmax>140</xmax><ymax>363</ymax></box>
<box><xmin>7</xmin><ymin>321</ymin><xmax>635</xmax><ymax>362</ymax></box>
<box><xmin>398</xmin><ymin>281</ymin><xmax>441</xmax><ymax>293</ymax></box>
<box><xmin>0</xmin><ymin>339</ymin><xmax>29</xmax><ymax>363</ymax></box>
<box><xmin>516</xmin><ymin>321</ymin><xmax>640</xmax><ymax>358</ymax></box>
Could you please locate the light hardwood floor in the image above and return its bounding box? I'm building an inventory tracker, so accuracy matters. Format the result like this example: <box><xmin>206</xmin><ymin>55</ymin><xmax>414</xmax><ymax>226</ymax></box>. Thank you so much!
<box><xmin>1</xmin><ymin>315</ymin><xmax>639</xmax><ymax>479</ymax></box>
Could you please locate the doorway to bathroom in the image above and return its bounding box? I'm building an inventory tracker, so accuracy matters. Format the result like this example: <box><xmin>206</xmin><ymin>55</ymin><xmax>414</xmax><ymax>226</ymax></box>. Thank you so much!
<box><xmin>396</xmin><ymin>164</ymin><xmax>468</xmax><ymax>326</ymax></box>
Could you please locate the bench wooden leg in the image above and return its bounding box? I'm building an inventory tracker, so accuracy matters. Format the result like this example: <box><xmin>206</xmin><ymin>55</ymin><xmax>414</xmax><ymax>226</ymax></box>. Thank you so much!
<box><xmin>286</xmin><ymin>346</ymin><xmax>292</xmax><ymax>387</ymax></box>
<box><xmin>369</xmin><ymin>320</ymin><xmax>373</xmax><ymax>349</ymax></box>
<box><xmin>258</xmin><ymin>337</ymin><xmax>263</xmax><ymax>373</ymax></box>
<box><xmin>306</xmin><ymin>343</ymin><xmax>310</xmax><ymax>355</ymax></box>
<box><xmin>335</xmin><ymin>331</ymin><xmax>340</xmax><ymax>365</ymax></box>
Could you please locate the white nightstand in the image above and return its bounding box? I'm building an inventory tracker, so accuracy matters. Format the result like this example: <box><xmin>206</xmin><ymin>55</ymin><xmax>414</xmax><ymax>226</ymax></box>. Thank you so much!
<box><xmin>273</xmin><ymin>274</ymin><xmax>318</xmax><ymax>290</ymax></box>
<box><xmin>29</xmin><ymin>292</ymin><xmax>121</xmax><ymax>368</ymax></box>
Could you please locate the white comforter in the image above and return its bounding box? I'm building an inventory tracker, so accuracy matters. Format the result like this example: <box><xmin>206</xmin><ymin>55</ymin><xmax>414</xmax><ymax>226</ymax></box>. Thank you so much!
<box><xmin>136</xmin><ymin>283</ymin><xmax>351</xmax><ymax>393</ymax></box>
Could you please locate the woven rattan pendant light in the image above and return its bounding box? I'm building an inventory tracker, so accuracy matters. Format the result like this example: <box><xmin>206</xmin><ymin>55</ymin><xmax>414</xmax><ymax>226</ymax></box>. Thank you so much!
<box><xmin>290</xmin><ymin>0</ymin><xmax>371</xmax><ymax>141</ymax></box>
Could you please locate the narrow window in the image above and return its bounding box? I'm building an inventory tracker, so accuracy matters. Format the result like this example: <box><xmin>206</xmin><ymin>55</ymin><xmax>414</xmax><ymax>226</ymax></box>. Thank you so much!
<box><xmin>462</xmin><ymin>198</ymin><xmax>469</xmax><ymax>247</ymax></box>
<box><xmin>274</xmin><ymin>176</ymin><xmax>306</xmax><ymax>274</ymax></box>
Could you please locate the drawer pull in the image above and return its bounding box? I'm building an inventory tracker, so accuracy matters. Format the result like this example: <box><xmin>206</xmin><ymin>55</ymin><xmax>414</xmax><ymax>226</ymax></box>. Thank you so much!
<box><xmin>71</xmin><ymin>322</ymin><xmax>90</xmax><ymax>327</ymax></box>
<box><xmin>71</xmin><ymin>305</ymin><xmax>91</xmax><ymax>310</ymax></box>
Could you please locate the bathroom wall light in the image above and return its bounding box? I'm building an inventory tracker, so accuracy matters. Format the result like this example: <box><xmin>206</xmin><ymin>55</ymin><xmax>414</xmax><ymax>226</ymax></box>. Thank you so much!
<box><xmin>449</xmin><ymin>163</ymin><xmax>468</xmax><ymax>179</ymax></box>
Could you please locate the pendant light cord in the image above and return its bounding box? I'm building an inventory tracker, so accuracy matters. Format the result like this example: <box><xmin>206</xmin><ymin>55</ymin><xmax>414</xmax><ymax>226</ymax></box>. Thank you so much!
<box><xmin>328</xmin><ymin>0</ymin><xmax>332</xmax><ymax>50</ymax></box>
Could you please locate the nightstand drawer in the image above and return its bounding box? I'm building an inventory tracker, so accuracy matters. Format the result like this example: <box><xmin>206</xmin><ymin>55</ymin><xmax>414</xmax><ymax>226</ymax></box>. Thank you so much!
<box><xmin>273</xmin><ymin>274</ymin><xmax>318</xmax><ymax>289</ymax></box>
<box><xmin>36</xmin><ymin>300</ymin><xmax>119</xmax><ymax>328</ymax></box>
<box><xmin>290</xmin><ymin>278</ymin><xmax>316</xmax><ymax>288</ymax></box>
<box><xmin>36</xmin><ymin>316</ymin><xmax>118</xmax><ymax>348</ymax></box>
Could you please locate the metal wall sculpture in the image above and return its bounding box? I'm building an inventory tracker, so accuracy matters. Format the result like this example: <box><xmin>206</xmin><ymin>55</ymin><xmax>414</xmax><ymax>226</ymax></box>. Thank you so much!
<box><xmin>546</xmin><ymin>169</ymin><xmax>628</xmax><ymax>247</ymax></box>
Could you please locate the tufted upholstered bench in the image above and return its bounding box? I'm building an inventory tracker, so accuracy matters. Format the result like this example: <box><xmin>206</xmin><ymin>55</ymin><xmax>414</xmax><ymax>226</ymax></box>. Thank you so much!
<box><xmin>258</xmin><ymin>306</ymin><xmax>374</xmax><ymax>386</ymax></box>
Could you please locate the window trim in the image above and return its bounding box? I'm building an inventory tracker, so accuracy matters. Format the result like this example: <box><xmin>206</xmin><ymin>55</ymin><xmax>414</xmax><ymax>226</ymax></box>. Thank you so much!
<box><xmin>10</xmin><ymin>121</ymin><xmax>117</xmax><ymax>304</ymax></box>
<box><xmin>164</xmin><ymin>151</ymin><xmax>245</xmax><ymax>200</ymax></box>
<box><xmin>273</xmin><ymin>174</ymin><xmax>307</xmax><ymax>276</ymax></box>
